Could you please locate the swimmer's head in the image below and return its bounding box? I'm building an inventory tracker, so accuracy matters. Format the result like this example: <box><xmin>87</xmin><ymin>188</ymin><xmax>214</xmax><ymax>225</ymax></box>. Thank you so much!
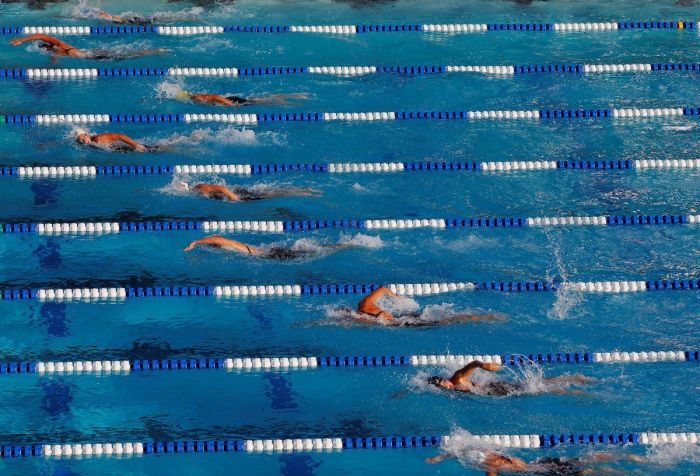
<box><xmin>74</xmin><ymin>129</ymin><xmax>91</xmax><ymax>144</ymax></box>
<box><xmin>178</xmin><ymin>181</ymin><xmax>190</xmax><ymax>191</ymax></box>
<box><xmin>176</xmin><ymin>90</ymin><xmax>192</xmax><ymax>100</ymax></box>
<box><xmin>428</xmin><ymin>376</ymin><xmax>453</xmax><ymax>389</ymax></box>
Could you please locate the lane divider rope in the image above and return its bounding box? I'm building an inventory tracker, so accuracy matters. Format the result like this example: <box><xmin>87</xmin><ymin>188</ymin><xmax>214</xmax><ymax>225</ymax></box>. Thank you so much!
<box><xmin>0</xmin><ymin>431</ymin><xmax>696</xmax><ymax>459</ymax></box>
<box><xmin>0</xmin><ymin>349</ymin><xmax>696</xmax><ymax>375</ymax></box>
<box><xmin>1</xmin><ymin>213</ymin><xmax>698</xmax><ymax>235</ymax></box>
<box><xmin>1</xmin><ymin>277</ymin><xmax>699</xmax><ymax>301</ymax></box>
<box><xmin>2</xmin><ymin>63</ymin><xmax>700</xmax><ymax>80</ymax></box>
<box><xmin>0</xmin><ymin>21</ymin><xmax>695</xmax><ymax>36</ymax></box>
<box><xmin>4</xmin><ymin>107</ymin><xmax>700</xmax><ymax>125</ymax></box>
<box><xmin>3</xmin><ymin>159</ymin><xmax>700</xmax><ymax>178</ymax></box>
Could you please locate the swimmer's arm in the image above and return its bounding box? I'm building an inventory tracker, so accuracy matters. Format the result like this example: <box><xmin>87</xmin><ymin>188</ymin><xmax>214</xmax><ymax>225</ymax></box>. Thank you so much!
<box><xmin>190</xmin><ymin>94</ymin><xmax>235</xmax><ymax>106</ymax></box>
<box><xmin>360</xmin><ymin>286</ymin><xmax>399</xmax><ymax>308</ymax></box>
<box><xmin>368</xmin><ymin>286</ymin><xmax>399</xmax><ymax>300</ymax></box>
<box><xmin>9</xmin><ymin>34</ymin><xmax>74</xmax><ymax>49</ymax></box>
<box><xmin>425</xmin><ymin>454</ymin><xmax>454</xmax><ymax>464</ymax></box>
<box><xmin>356</xmin><ymin>287</ymin><xmax>397</xmax><ymax>321</ymax></box>
<box><xmin>184</xmin><ymin>236</ymin><xmax>260</xmax><ymax>254</ymax></box>
<box><xmin>450</xmin><ymin>361</ymin><xmax>501</xmax><ymax>385</ymax></box>
<box><xmin>97</xmin><ymin>133</ymin><xmax>145</xmax><ymax>151</ymax></box>
<box><xmin>97</xmin><ymin>11</ymin><xmax>124</xmax><ymax>22</ymax></box>
<box><xmin>217</xmin><ymin>186</ymin><xmax>240</xmax><ymax>201</ymax></box>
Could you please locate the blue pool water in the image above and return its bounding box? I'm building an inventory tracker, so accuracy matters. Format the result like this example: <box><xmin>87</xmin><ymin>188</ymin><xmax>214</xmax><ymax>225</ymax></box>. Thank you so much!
<box><xmin>1</xmin><ymin>0</ymin><xmax>700</xmax><ymax>474</ymax></box>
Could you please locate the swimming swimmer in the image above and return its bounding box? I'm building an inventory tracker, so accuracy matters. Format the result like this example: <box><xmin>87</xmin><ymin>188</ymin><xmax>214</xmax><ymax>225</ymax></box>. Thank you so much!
<box><xmin>177</xmin><ymin>182</ymin><xmax>320</xmax><ymax>202</ymax></box>
<box><xmin>426</xmin><ymin>449</ymin><xmax>646</xmax><ymax>475</ymax></box>
<box><xmin>177</xmin><ymin>91</ymin><xmax>309</xmax><ymax>107</ymax></box>
<box><xmin>183</xmin><ymin>235</ymin><xmax>353</xmax><ymax>260</ymax></box>
<box><xmin>356</xmin><ymin>286</ymin><xmax>503</xmax><ymax>325</ymax></box>
<box><xmin>9</xmin><ymin>34</ymin><xmax>168</xmax><ymax>61</ymax></box>
<box><xmin>94</xmin><ymin>9</ymin><xmax>155</xmax><ymax>25</ymax></box>
<box><xmin>427</xmin><ymin>361</ymin><xmax>595</xmax><ymax>397</ymax></box>
<box><xmin>75</xmin><ymin>129</ymin><xmax>155</xmax><ymax>152</ymax></box>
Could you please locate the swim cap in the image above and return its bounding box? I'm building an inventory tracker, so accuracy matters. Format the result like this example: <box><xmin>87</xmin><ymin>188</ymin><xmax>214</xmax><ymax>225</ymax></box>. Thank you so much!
<box><xmin>427</xmin><ymin>376</ymin><xmax>443</xmax><ymax>386</ymax></box>
<box><xmin>74</xmin><ymin>128</ymin><xmax>88</xmax><ymax>136</ymax></box>
<box><xmin>176</xmin><ymin>90</ymin><xmax>191</xmax><ymax>99</ymax></box>
<box><xmin>178</xmin><ymin>181</ymin><xmax>190</xmax><ymax>191</ymax></box>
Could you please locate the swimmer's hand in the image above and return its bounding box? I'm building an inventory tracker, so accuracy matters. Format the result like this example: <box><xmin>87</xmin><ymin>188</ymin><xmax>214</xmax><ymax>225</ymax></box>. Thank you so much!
<box><xmin>9</xmin><ymin>38</ymin><xmax>23</xmax><ymax>46</ymax></box>
<box><xmin>481</xmin><ymin>363</ymin><xmax>501</xmax><ymax>372</ymax></box>
<box><xmin>425</xmin><ymin>454</ymin><xmax>452</xmax><ymax>464</ymax></box>
<box><xmin>184</xmin><ymin>242</ymin><xmax>196</xmax><ymax>252</ymax></box>
<box><xmin>486</xmin><ymin>313</ymin><xmax>507</xmax><ymax>321</ymax></box>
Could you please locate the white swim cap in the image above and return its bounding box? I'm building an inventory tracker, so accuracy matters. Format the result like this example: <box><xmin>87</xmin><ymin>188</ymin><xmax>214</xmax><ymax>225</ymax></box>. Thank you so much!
<box><xmin>178</xmin><ymin>181</ymin><xmax>190</xmax><ymax>191</ymax></box>
<box><xmin>74</xmin><ymin>128</ymin><xmax>88</xmax><ymax>136</ymax></box>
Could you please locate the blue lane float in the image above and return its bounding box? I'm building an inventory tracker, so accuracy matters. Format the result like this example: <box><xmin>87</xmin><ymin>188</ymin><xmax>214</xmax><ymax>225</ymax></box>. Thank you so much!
<box><xmin>4</xmin><ymin>158</ymin><xmax>700</xmax><ymax>179</ymax></box>
<box><xmin>3</xmin><ymin>106</ymin><xmax>699</xmax><ymax>126</ymax></box>
<box><xmin>1</xmin><ymin>276</ymin><xmax>700</xmax><ymax>302</ymax></box>
<box><xmin>0</xmin><ymin>430</ymin><xmax>694</xmax><ymax>459</ymax></box>
<box><xmin>0</xmin><ymin>348</ymin><xmax>694</xmax><ymax>376</ymax></box>
<box><xmin>1</xmin><ymin>21</ymin><xmax>695</xmax><ymax>37</ymax></box>
<box><xmin>4</xmin><ymin>62</ymin><xmax>700</xmax><ymax>80</ymax></box>
<box><xmin>0</xmin><ymin>212</ymin><xmax>698</xmax><ymax>236</ymax></box>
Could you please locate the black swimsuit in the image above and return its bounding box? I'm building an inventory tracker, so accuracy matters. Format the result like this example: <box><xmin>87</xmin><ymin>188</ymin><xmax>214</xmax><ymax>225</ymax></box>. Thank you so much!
<box><xmin>480</xmin><ymin>380</ymin><xmax>525</xmax><ymax>396</ymax></box>
<box><xmin>263</xmin><ymin>247</ymin><xmax>309</xmax><ymax>261</ymax></box>
<box><xmin>533</xmin><ymin>457</ymin><xmax>584</xmax><ymax>476</ymax></box>
<box><xmin>226</xmin><ymin>96</ymin><xmax>253</xmax><ymax>106</ymax></box>
<box><xmin>232</xmin><ymin>187</ymin><xmax>267</xmax><ymax>201</ymax></box>
<box><xmin>97</xmin><ymin>144</ymin><xmax>159</xmax><ymax>153</ymax></box>
<box><xmin>119</xmin><ymin>15</ymin><xmax>154</xmax><ymax>25</ymax></box>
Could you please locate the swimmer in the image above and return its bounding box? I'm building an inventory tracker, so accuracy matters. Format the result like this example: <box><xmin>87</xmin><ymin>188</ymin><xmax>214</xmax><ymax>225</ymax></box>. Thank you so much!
<box><xmin>426</xmin><ymin>449</ymin><xmax>646</xmax><ymax>475</ymax></box>
<box><xmin>94</xmin><ymin>10</ymin><xmax>154</xmax><ymax>25</ymax></box>
<box><xmin>427</xmin><ymin>361</ymin><xmax>595</xmax><ymax>397</ymax></box>
<box><xmin>74</xmin><ymin>129</ymin><xmax>155</xmax><ymax>152</ymax></box>
<box><xmin>356</xmin><ymin>286</ymin><xmax>503</xmax><ymax>325</ymax></box>
<box><xmin>9</xmin><ymin>34</ymin><xmax>168</xmax><ymax>60</ymax></box>
<box><xmin>177</xmin><ymin>91</ymin><xmax>309</xmax><ymax>107</ymax></box>
<box><xmin>177</xmin><ymin>182</ymin><xmax>320</xmax><ymax>202</ymax></box>
<box><xmin>183</xmin><ymin>235</ymin><xmax>353</xmax><ymax>260</ymax></box>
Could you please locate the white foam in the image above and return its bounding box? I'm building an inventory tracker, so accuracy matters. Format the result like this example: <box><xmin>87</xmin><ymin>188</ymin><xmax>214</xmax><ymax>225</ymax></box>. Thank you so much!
<box><xmin>440</xmin><ymin>428</ymin><xmax>498</xmax><ymax>467</ymax></box>
<box><xmin>339</xmin><ymin>233</ymin><xmax>384</xmax><ymax>249</ymax></box>
<box><xmin>647</xmin><ymin>442</ymin><xmax>700</xmax><ymax>466</ymax></box>
<box><xmin>154</xmin><ymin>127</ymin><xmax>258</xmax><ymax>147</ymax></box>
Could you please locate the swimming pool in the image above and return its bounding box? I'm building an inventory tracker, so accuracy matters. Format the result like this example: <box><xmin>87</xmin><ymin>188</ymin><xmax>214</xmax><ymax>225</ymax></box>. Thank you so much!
<box><xmin>1</xmin><ymin>0</ymin><xmax>700</xmax><ymax>474</ymax></box>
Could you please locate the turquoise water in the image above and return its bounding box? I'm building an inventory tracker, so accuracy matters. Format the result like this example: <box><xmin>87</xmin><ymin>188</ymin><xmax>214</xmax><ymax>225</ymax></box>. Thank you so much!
<box><xmin>1</xmin><ymin>0</ymin><xmax>700</xmax><ymax>474</ymax></box>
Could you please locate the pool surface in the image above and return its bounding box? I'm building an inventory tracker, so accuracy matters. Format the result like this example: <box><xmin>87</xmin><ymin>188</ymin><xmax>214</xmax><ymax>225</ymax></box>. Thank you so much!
<box><xmin>1</xmin><ymin>0</ymin><xmax>700</xmax><ymax>474</ymax></box>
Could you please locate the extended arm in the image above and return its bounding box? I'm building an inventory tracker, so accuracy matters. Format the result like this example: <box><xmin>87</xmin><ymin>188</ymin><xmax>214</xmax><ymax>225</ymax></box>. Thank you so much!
<box><xmin>450</xmin><ymin>361</ymin><xmax>501</xmax><ymax>386</ymax></box>
<box><xmin>190</xmin><ymin>94</ymin><xmax>235</xmax><ymax>106</ymax></box>
<box><xmin>184</xmin><ymin>235</ymin><xmax>260</xmax><ymax>253</ymax></box>
<box><xmin>95</xmin><ymin>133</ymin><xmax>145</xmax><ymax>151</ymax></box>
<box><xmin>212</xmin><ymin>185</ymin><xmax>240</xmax><ymax>201</ymax></box>
<box><xmin>425</xmin><ymin>453</ymin><xmax>455</xmax><ymax>465</ymax></box>
<box><xmin>97</xmin><ymin>11</ymin><xmax>125</xmax><ymax>23</ymax></box>
<box><xmin>9</xmin><ymin>34</ymin><xmax>73</xmax><ymax>49</ymax></box>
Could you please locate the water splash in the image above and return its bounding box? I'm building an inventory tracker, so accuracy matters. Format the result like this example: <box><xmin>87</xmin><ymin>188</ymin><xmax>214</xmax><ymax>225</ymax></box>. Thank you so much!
<box><xmin>543</xmin><ymin>228</ymin><xmax>582</xmax><ymax>320</ymax></box>
<box><xmin>377</xmin><ymin>293</ymin><xmax>421</xmax><ymax>315</ymax></box>
<box><xmin>154</xmin><ymin>127</ymin><xmax>259</xmax><ymax>147</ymax></box>
<box><xmin>156</xmin><ymin>80</ymin><xmax>188</xmax><ymax>101</ymax></box>
<box><xmin>351</xmin><ymin>183</ymin><xmax>368</xmax><ymax>192</ymax></box>
<box><xmin>339</xmin><ymin>233</ymin><xmax>384</xmax><ymax>248</ymax></box>
<box><xmin>647</xmin><ymin>443</ymin><xmax>700</xmax><ymax>466</ymax></box>
<box><xmin>66</xmin><ymin>1</ymin><xmax>203</xmax><ymax>22</ymax></box>
<box><xmin>439</xmin><ymin>428</ymin><xmax>498</xmax><ymax>467</ymax></box>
